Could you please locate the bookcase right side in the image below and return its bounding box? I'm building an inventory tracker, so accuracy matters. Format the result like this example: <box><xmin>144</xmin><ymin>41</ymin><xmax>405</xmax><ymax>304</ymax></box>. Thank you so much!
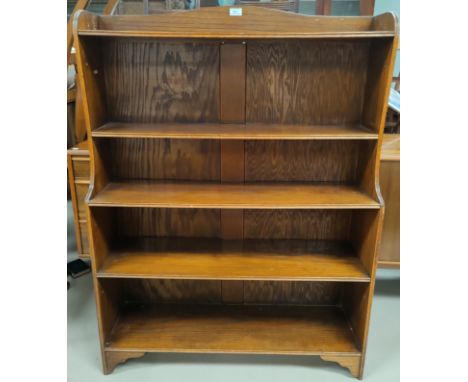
<box><xmin>343</xmin><ymin>30</ymin><xmax>399</xmax><ymax>379</ymax></box>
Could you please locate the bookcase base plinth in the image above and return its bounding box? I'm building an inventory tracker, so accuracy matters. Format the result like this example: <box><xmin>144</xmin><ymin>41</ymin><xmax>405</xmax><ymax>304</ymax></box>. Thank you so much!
<box><xmin>103</xmin><ymin>350</ymin><xmax>145</xmax><ymax>375</ymax></box>
<box><xmin>321</xmin><ymin>354</ymin><xmax>362</xmax><ymax>378</ymax></box>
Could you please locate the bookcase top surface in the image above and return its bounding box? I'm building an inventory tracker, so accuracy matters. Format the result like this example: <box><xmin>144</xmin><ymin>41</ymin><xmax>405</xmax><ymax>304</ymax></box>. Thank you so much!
<box><xmin>75</xmin><ymin>6</ymin><xmax>397</xmax><ymax>39</ymax></box>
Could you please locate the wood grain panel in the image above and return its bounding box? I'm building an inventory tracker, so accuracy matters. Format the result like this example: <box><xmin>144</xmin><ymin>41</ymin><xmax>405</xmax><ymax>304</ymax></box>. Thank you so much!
<box><xmin>80</xmin><ymin>222</ymin><xmax>89</xmax><ymax>254</ymax></box>
<box><xmin>123</xmin><ymin>279</ymin><xmax>222</xmax><ymax>304</ymax></box>
<box><xmin>244</xmin><ymin>210</ymin><xmax>352</xmax><ymax>240</ymax></box>
<box><xmin>246</xmin><ymin>41</ymin><xmax>369</xmax><ymax>124</ymax></box>
<box><xmin>115</xmin><ymin>208</ymin><xmax>220</xmax><ymax>238</ymax></box>
<box><xmin>99</xmin><ymin>138</ymin><xmax>220</xmax><ymax>181</ymax></box>
<box><xmin>244</xmin><ymin>281</ymin><xmax>342</xmax><ymax>305</ymax></box>
<box><xmin>103</xmin><ymin>39</ymin><xmax>219</xmax><ymax>123</ymax></box>
<box><xmin>245</xmin><ymin>141</ymin><xmax>365</xmax><ymax>182</ymax></box>
<box><xmin>220</xmin><ymin>43</ymin><xmax>246</xmax><ymax>123</ymax></box>
<box><xmin>219</xmin><ymin>43</ymin><xmax>246</xmax><ymax>303</ymax></box>
<box><xmin>72</xmin><ymin>157</ymin><xmax>90</xmax><ymax>180</ymax></box>
<box><xmin>76</xmin><ymin>183</ymin><xmax>90</xmax><ymax>219</ymax></box>
<box><xmin>379</xmin><ymin>160</ymin><xmax>400</xmax><ymax>264</ymax></box>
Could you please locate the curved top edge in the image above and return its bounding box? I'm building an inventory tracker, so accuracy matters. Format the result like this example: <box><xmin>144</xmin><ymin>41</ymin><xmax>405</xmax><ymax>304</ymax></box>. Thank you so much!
<box><xmin>75</xmin><ymin>7</ymin><xmax>397</xmax><ymax>38</ymax></box>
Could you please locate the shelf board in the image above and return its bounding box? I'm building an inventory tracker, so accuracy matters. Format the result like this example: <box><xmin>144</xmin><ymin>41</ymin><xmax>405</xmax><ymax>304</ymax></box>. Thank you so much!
<box><xmin>88</xmin><ymin>181</ymin><xmax>380</xmax><ymax>209</ymax></box>
<box><xmin>97</xmin><ymin>238</ymin><xmax>370</xmax><ymax>282</ymax></box>
<box><xmin>106</xmin><ymin>303</ymin><xmax>361</xmax><ymax>355</ymax></box>
<box><xmin>79</xmin><ymin>30</ymin><xmax>395</xmax><ymax>39</ymax></box>
<box><xmin>92</xmin><ymin>122</ymin><xmax>378</xmax><ymax>140</ymax></box>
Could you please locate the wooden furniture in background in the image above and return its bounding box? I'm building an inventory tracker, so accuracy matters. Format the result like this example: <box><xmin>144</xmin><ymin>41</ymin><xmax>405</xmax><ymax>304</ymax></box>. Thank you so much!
<box><xmin>68</xmin><ymin>141</ymin><xmax>91</xmax><ymax>259</ymax></box>
<box><xmin>239</xmin><ymin>0</ymin><xmax>299</xmax><ymax>12</ymax></box>
<box><xmin>316</xmin><ymin>0</ymin><xmax>374</xmax><ymax>15</ymax></box>
<box><xmin>74</xmin><ymin>7</ymin><xmax>398</xmax><ymax>377</ymax></box>
<box><xmin>378</xmin><ymin>134</ymin><xmax>400</xmax><ymax>268</ymax></box>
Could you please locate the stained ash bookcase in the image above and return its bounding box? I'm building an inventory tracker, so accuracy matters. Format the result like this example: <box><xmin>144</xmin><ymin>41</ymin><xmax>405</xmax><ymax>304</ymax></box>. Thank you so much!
<box><xmin>73</xmin><ymin>6</ymin><xmax>398</xmax><ymax>378</ymax></box>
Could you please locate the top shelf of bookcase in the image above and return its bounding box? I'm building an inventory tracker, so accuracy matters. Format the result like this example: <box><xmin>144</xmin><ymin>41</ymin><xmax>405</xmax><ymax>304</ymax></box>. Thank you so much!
<box><xmin>75</xmin><ymin>7</ymin><xmax>397</xmax><ymax>40</ymax></box>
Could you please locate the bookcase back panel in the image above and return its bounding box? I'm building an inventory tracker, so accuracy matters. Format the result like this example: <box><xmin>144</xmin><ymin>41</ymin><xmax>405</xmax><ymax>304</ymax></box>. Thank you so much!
<box><xmin>98</xmin><ymin>138</ymin><xmax>220</xmax><ymax>181</ymax></box>
<box><xmin>122</xmin><ymin>279</ymin><xmax>343</xmax><ymax>306</ymax></box>
<box><xmin>244</xmin><ymin>210</ymin><xmax>352</xmax><ymax>240</ymax></box>
<box><xmin>112</xmin><ymin>208</ymin><xmax>353</xmax><ymax>242</ymax></box>
<box><xmin>123</xmin><ymin>279</ymin><xmax>222</xmax><ymax>304</ymax></box>
<box><xmin>243</xmin><ymin>281</ymin><xmax>342</xmax><ymax>305</ymax></box>
<box><xmin>245</xmin><ymin>140</ymin><xmax>363</xmax><ymax>183</ymax></box>
<box><xmin>102</xmin><ymin>39</ymin><xmax>220</xmax><ymax>123</ymax></box>
<box><xmin>115</xmin><ymin>208</ymin><xmax>221</xmax><ymax>238</ymax></box>
<box><xmin>246</xmin><ymin>41</ymin><xmax>370</xmax><ymax>124</ymax></box>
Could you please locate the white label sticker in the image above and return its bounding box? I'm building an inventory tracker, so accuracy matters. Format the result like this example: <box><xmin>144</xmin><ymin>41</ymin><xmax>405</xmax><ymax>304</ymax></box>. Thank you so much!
<box><xmin>229</xmin><ymin>8</ymin><xmax>243</xmax><ymax>16</ymax></box>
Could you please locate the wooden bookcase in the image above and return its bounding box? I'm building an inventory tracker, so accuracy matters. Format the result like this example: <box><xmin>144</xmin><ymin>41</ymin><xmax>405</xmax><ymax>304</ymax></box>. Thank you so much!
<box><xmin>74</xmin><ymin>6</ymin><xmax>398</xmax><ymax>378</ymax></box>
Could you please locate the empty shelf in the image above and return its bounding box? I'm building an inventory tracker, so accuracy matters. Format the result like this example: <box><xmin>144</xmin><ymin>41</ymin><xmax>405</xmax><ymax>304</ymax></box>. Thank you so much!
<box><xmin>97</xmin><ymin>238</ymin><xmax>370</xmax><ymax>282</ymax></box>
<box><xmin>88</xmin><ymin>182</ymin><xmax>380</xmax><ymax>209</ymax></box>
<box><xmin>106</xmin><ymin>304</ymin><xmax>361</xmax><ymax>355</ymax></box>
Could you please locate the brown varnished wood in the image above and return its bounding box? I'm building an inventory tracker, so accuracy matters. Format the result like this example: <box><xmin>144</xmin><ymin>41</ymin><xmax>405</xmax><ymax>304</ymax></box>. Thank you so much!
<box><xmin>77</xmin><ymin>7</ymin><xmax>396</xmax><ymax>38</ymax></box>
<box><xmin>378</xmin><ymin>260</ymin><xmax>400</xmax><ymax>269</ymax></box>
<box><xmin>74</xmin><ymin>13</ymin><xmax>109</xmax><ymax>198</ymax></box>
<box><xmin>104</xmin><ymin>351</ymin><xmax>145</xmax><ymax>375</ymax></box>
<box><xmin>115</xmin><ymin>208</ymin><xmax>220</xmax><ymax>238</ymax></box>
<box><xmin>98</xmin><ymin>138</ymin><xmax>220</xmax><ymax>181</ymax></box>
<box><xmin>360</xmin><ymin>37</ymin><xmax>399</xmax><ymax>204</ymax></box>
<box><xmin>74</xmin><ymin>84</ymin><xmax>87</xmax><ymax>143</ymax></box>
<box><xmin>123</xmin><ymin>279</ymin><xmax>222</xmax><ymax>304</ymax></box>
<box><xmin>245</xmin><ymin>141</ymin><xmax>367</xmax><ymax>183</ymax></box>
<box><xmin>89</xmin><ymin>182</ymin><xmax>380</xmax><ymax>209</ymax></box>
<box><xmin>219</xmin><ymin>43</ymin><xmax>246</xmax><ymax>303</ymax></box>
<box><xmin>102</xmin><ymin>39</ymin><xmax>219</xmax><ymax>123</ymax></box>
<box><xmin>220</xmin><ymin>141</ymin><xmax>244</xmax><ymax>182</ymax></box>
<box><xmin>96</xmin><ymin>238</ymin><xmax>370</xmax><ymax>282</ymax></box>
<box><xmin>106</xmin><ymin>304</ymin><xmax>361</xmax><ymax>355</ymax></box>
<box><xmin>67</xmin><ymin>142</ymin><xmax>91</xmax><ymax>258</ymax></box>
<box><xmin>68</xmin><ymin>0</ymin><xmax>90</xmax><ymax>64</ymax></box>
<box><xmin>246</xmin><ymin>41</ymin><xmax>370</xmax><ymax>125</ymax></box>
<box><xmin>381</xmin><ymin>133</ymin><xmax>400</xmax><ymax>161</ymax></box>
<box><xmin>92</xmin><ymin>122</ymin><xmax>378</xmax><ymax>140</ymax></box>
<box><xmin>71</xmin><ymin>157</ymin><xmax>90</xmax><ymax>180</ymax></box>
<box><xmin>67</xmin><ymin>152</ymin><xmax>85</xmax><ymax>256</ymax></box>
<box><xmin>240</xmin><ymin>0</ymin><xmax>299</xmax><ymax>12</ymax></box>
<box><xmin>244</xmin><ymin>281</ymin><xmax>342</xmax><ymax>305</ymax></box>
<box><xmin>316</xmin><ymin>0</ymin><xmax>332</xmax><ymax>16</ymax></box>
<box><xmin>73</xmin><ymin>8</ymin><xmax>399</xmax><ymax>377</ymax></box>
<box><xmin>68</xmin><ymin>88</ymin><xmax>77</xmax><ymax>103</ymax></box>
<box><xmin>344</xmin><ymin>209</ymin><xmax>385</xmax><ymax>378</ymax></box>
<box><xmin>360</xmin><ymin>0</ymin><xmax>375</xmax><ymax>16</ymax></box>
<box><xmin>220</xmin><ymin>43</ymin><xmax>246</xmax><ymax>123</ymax></box>
<box><xmin>244</xmin><ymin>210</ymin><xmax>353</xmax><ymax>240</ymax></box>
<box><xmin>378</xmin><ymin>156</ymin><xmax>400</xmax><ymax>267</ymax></box>
<box><xmin>320</xmin><ymin>355</ymin><xmax>361</xmax><ymax>378</ymax></box>
<box><xmin>76</xmin><ymin>183</ymin><xmax>90</xmax><ymax>219</ymax></box>
<box><xmin>80</xmin><ymin>222</ymin><xmax>90</xmax><ymax>255</ymax></box>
